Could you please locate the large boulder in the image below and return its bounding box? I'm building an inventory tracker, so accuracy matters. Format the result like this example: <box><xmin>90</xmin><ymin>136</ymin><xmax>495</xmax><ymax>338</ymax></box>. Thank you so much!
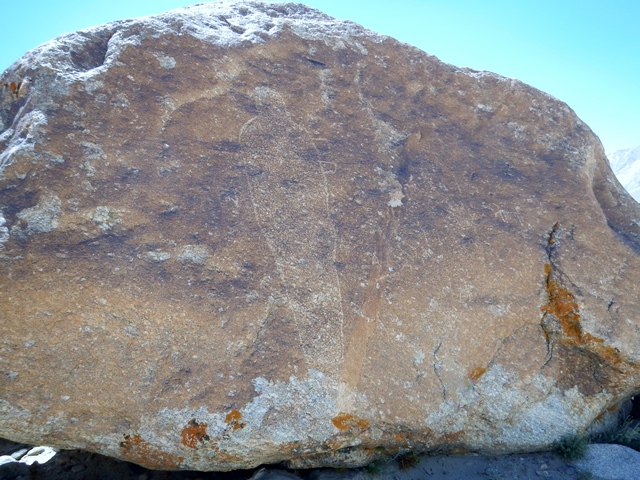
<box><xmin>1</xmin><ymin>0</ymin><xmax>639</xmax><ymax>471</ymax></box>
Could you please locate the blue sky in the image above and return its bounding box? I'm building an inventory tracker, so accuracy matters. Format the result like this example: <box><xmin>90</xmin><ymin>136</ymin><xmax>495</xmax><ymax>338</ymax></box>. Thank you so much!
<box><xmin>1</xmin><ymin>0</ymin><xmax>638</xmax><ymax>154</ymax></box>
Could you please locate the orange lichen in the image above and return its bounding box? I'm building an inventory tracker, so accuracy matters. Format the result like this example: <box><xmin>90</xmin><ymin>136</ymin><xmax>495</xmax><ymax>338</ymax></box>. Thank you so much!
<box><xmin>394</xmin><ymin>432</ymin><xmax>410</xmax><ymax>447</ymax></box>
<box><xmin>326</xmin><ymin>439</ymin><xmax>346</xmax><ymax>450</ymax></box>
<box><xmin>213</xmin><ymin>450</ymin><xmax>243</xmax><ymax>463</ymax></box>
<box><xmin>438</xmin><ymin>430</ymin><xmax>464</xmax><ymax>444</ymax></box>
<box><xmin>277</xmin><ymin>441</ymin><xmax>304</xmax><ymax>454</ymax></box>
<box><xmin>120</xmin><ymin>433</ymin><xmax>183</xmax><ymax>469</ymax></box>
<box><xmin>225</xmin><ymin>409</ymin><xmax>245</xmax><ymax>431</ymax></box>
<box><xmin>583</xmin><ymin>333</ymin><xmax>604</xmax><ymax>343</ymax></box>
<box><xmin>469</xmin><ymin>367</ymin><xmax>487</xmax><ymax>383</ymax></box>
<box><xmin>590</xmin><ymin>342</ymin><xmax>624</xmax><ymax>366</ymax></box>
<box><xmin>2</xmin><ymin>82</ymin><xmax>21</xmax><ymax>97</ymax></box>
<box><xmin>542</xmin><ymin>260</ymin><xmax>624</xmax><ymax>366</ymax></box>
<box><xmin>202</xmin><ymin>441</ymin><xmax>244</xmax><ymax>462</ymax></box>
<box><xmin>542</xmin><ymin>263</ymin><xmax>582</xmax><ymax>339</ymax></box>
<box><xmin>180</xmin><ymin>418</ymin><xmax>208</xmax><ymax>448</ymax></box>
<box><xmin>331</xmin><ymin>412</ymin><xmax>370</xmax><ymax>431</ymax></box>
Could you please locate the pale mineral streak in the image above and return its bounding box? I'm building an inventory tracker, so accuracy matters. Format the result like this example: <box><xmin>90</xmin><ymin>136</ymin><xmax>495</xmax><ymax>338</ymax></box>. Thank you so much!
<box><xmin>1</xmin><ymin>0</ymin><xmax>640</xmax><ymax>472</ymax></box>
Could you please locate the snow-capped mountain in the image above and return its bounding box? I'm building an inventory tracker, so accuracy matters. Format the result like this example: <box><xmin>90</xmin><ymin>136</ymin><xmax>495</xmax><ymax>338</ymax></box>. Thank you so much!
<box><xmin>610</xmin><ymin>145</ymin><xmax>640</xmax><ymax>202</ymax></box>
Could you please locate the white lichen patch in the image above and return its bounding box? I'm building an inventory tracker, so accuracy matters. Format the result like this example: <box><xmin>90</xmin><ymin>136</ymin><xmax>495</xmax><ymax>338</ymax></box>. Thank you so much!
<box><xmin>79</xmin><ymin>143</ymin><xmax>105</xmax><ymax>160</ymax></box>
<box><xmin>155</xmin><ymin>54</ymin><xmax>176</xmax><ymax>69</ymax></box>
<box><xmin>0</xmin><ymin>399</ymin><xmax>31</xmax><ymax>423</ymax></box>
<box><xmin>414</xmin><ymin>349</ymin><xmax>425</xmax><ymax>367</ymax></box>
<box><xmin>139</xmin><ymin>251</ymin><xmax>171</xmax><ymax>263</ymax></box>
<box><xmin>372</xmin><ymin>118</ymin><xmax>407</xmax><ymax>153</ymax></box>
<box><xmin>386</xmin><ymin>190</ymin><xmax>404</xmax><ymax>208</ymax></box>
<box><xmin>487</xmin><ymin>303</ymin><xmax>508</xmax><ymax>317</ymax></box>
<box><xmin>79</xmin><ymin>142</ymin><xmax>106</xmax><ymax>177</ymax></box>
<box><xmin>0</xmin><ymin>213</ymin><xmax>9</xmax><ymax>250</ymax></box>
<box><xmin>319</xmin><ymin>70</ymin><xmax>336</xmax><ymax>108</ymax></box>
<box><xmin>84</xmin><ymin>79</ymin><xmax>104</xmax><ymax>93</ymax></box>
<box><xmin>87</xmin><ymin>206</ymin><xmax>124</xmax><ymax>232</ymax></box>
<box><xmin>168</xmin><ymin>1</ymin><xmax>385</xmax><ymax>49</ymax></box>
<box><xmin>375</xmin><ymin>167</ymin><xmax>404</xmax><ymax>208</ymax></box>
<box><xmin>253</xmin><ymin>86</ymin><xmax>282</xmax><ymax>105</ymax></box>
<box><xmin>465</xmin><ymin>365</ymin><xmax>613</xmax><ymax>452</ymax></box>
<box><xmin>129</xmin><ymin>371</ymin><xmax>369</xmax><ymax>470</ymax></box>
<box><xmin>110</xmin><ymin>93</ymin><xmax>130</xmax><ymax>109</ymax></box>
<box><xmin>11</xmin><ymin>194</ymin><xmax>61</xmax><ymax>240</ymax></box>
<box><xmin>2</xmin><ymin>0</ymin><xmax>385</xmax><ymax>107</ymax></box>
<box><xmin>175</xmin><ymin>245</ymin><xmax>209</xmax><ymax>265</ymax></box>
<box><xmin>476</xmin><ymin>103</ymin><xmax>495</xmax><ymax>113</ymax></box>
<box><xmin>507</xmin><ymin>121</ymin><xmax>528</xmax><ymax>140</ymax></box>
<box><xmin>0</xmin><ymin>110</ymin><xmax>48</xmax><ymax>176</ymax></box>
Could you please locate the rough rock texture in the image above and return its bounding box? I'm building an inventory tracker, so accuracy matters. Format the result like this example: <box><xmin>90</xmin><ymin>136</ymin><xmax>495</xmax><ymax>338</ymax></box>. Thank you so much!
<box><xmin>1</xmin><ymin>0</ymin><xmax>640</xmax><ymax>472</ymax></box>
<box><xmin>572</xmin><ymin>444</ymin><xmax>640</xmax><ymax>480</ymax></box>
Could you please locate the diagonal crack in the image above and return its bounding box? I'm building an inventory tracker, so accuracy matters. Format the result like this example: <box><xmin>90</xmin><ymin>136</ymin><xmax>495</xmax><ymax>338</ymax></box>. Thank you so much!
<box><xmin>541</xmin><ymin>222</ymin><xmax>583</xmax><ymax>340</ymax></box>
<box><xmin>540</xmin><ymin>222</ymin><xmax>562</xmax><ymax>367</ymax></box>
<box><xmin>433</xmin><ymin>339</ymin><xmax>447</xmax><ymax>400</ymax></box>
<box><xmin>539</xmin><ymin>222</ymin><xmax>625</xmax><ymax>369</ymax></box>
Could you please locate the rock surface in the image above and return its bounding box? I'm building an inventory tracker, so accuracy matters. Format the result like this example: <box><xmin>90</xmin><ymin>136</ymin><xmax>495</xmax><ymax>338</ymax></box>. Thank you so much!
<box><xmin>572</xmin><ymin>443</ymin><xmax>640</xmax><ymax>480</ymax></box>
<box><xmin>1</xmin><ymin>0</ymin><xmax>640</xmax><ymax>472</ymax></box>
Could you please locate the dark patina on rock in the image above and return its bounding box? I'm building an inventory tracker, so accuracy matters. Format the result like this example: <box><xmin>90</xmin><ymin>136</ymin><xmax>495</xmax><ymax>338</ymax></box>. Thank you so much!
<box><xmin>1</xmin><ymin>0</ymin><xmax>640</xmax><ymax>471</ymax></box>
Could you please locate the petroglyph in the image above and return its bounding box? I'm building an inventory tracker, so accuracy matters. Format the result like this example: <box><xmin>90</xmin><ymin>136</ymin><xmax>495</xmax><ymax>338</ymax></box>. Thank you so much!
<box><xmin>240</xmin><ymin>87</ymin><xmax>344</xmax><ymax>376</ymax></box>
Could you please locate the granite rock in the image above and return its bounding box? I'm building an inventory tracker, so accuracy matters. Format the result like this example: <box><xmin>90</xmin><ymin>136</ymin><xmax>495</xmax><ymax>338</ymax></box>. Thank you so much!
<box><xmin>1</xmin><ymin>0</ymin><xmax>640</xmax><ymax>471</ymax></box>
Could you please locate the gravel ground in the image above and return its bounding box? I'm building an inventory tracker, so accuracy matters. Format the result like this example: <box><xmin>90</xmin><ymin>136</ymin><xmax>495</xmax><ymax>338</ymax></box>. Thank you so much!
<box><xmin>2</xmin><ymin>437</ymin><xmax>638</xmax><ymax>480</ymax></box>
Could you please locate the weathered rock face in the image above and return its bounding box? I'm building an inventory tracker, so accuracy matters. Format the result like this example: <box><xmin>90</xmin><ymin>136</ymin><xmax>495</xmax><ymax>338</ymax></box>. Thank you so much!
<box><xmin>1</xmin><ymin>0</ymin><xmax>640</xmax><ymax>471</ymax></box>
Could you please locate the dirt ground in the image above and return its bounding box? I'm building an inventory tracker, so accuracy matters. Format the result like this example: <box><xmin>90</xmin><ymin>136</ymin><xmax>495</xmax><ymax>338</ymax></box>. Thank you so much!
<box><xmin>0</xmin><ymin>437</ymin><xmax>599</xmax><ymax>480</ymax></box>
